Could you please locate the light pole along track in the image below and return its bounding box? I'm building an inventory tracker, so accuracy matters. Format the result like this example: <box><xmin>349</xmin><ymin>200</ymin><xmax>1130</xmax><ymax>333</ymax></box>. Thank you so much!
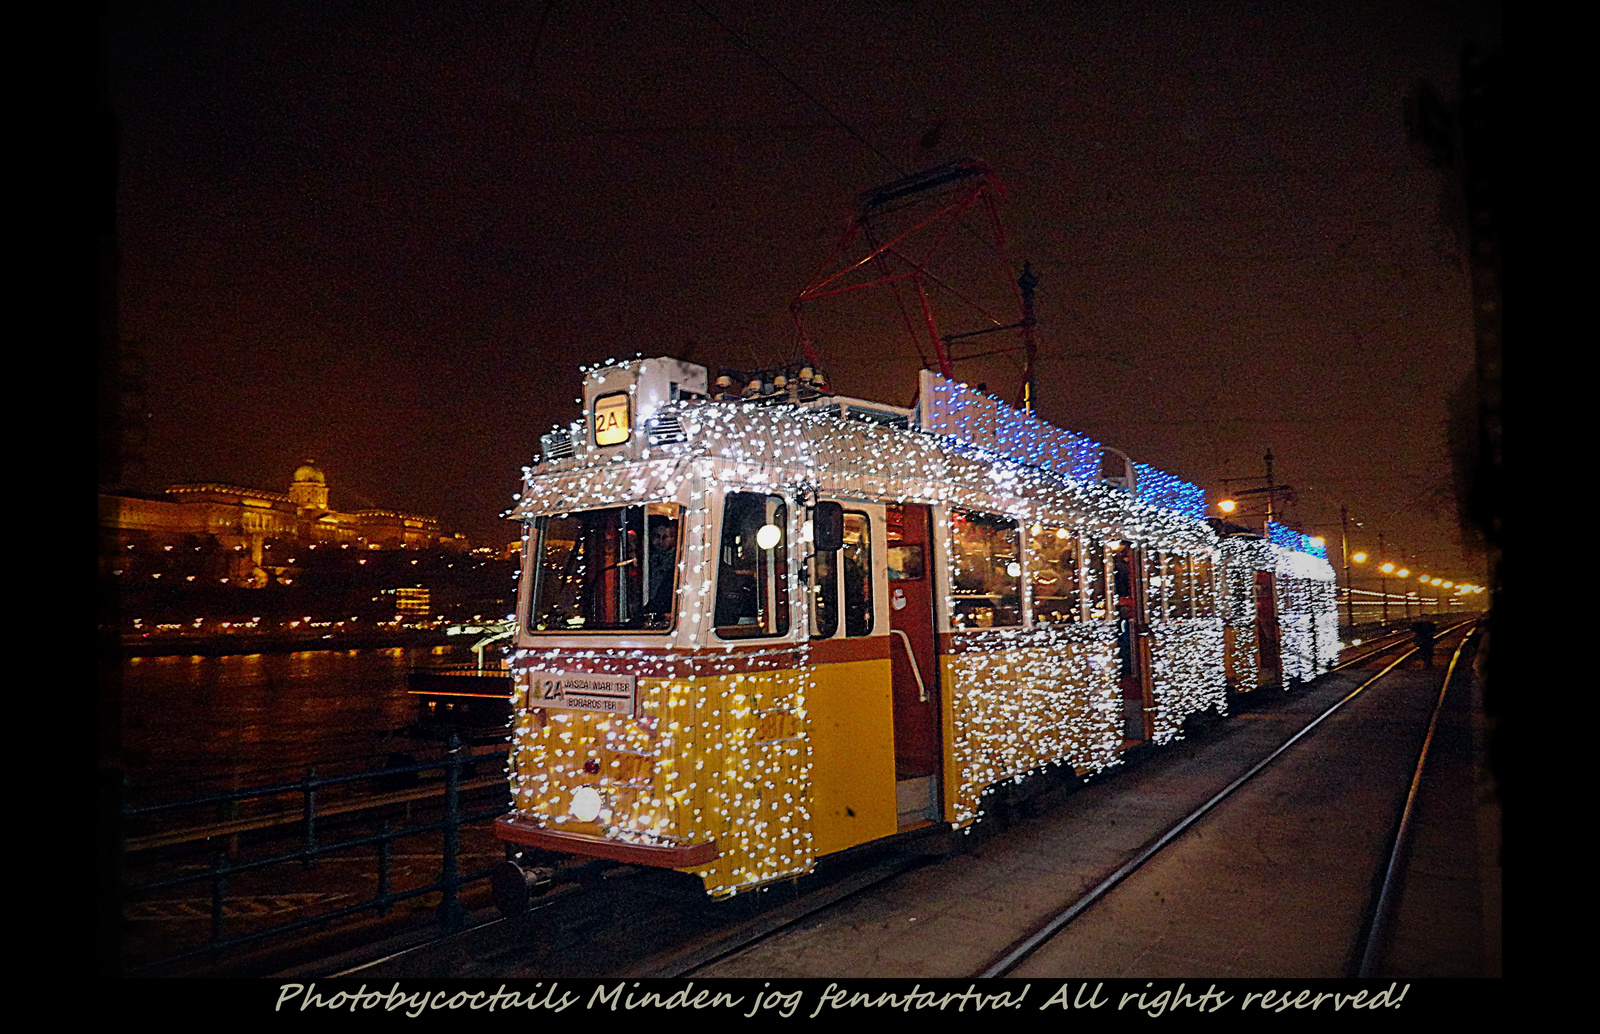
<box><xmin>974</xmin><ymin>619</ymin><xmax>1476</xmax><ymax>978</ymax></box>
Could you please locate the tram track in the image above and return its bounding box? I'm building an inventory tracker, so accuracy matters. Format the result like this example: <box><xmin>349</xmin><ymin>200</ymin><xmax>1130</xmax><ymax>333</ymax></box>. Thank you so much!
<box><xmin>974</xmin><ymin>618</ymin><xmax>1477</xmax><ymax>978</ymax></box>
<box><xmin>1334</xmin><ymin>625</ymin><xmax>1430</xmax><ymax>669</ymax></box>
<box><xmin>1355</xmin><ymin>631</ymin><xmax>1476</xmax><ymax>977</ymax></box>
<box><xmin>566</xmin><ymin>621</ymin><xmax>1475</xmax><ymax>979</ymax></box>
<box><xmin>292</xmin><ymin>619</ymin><xmax>1476</xmax><ymax>979</ymax></box>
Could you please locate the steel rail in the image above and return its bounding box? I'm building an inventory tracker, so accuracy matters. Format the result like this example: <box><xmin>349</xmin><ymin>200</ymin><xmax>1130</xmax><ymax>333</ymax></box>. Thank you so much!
<box><xmin>627</xmin><ymin>854</ymin><xmax>925</xmax><ymax>978</ymax></box>
<box><xmin>252</xmin><ymin>625</ymin><xmax>1466</xmax><ymax>979</ymax></box>
<box><xmin>615</xmin><ymin>623</ymin><xmax>1463</xmax><ymax>982</ymax></box>
<box><xmin>1331</xmin><ymin>619</ymin><xmax>1465</xmax><ymax>671</ymax></box>
<box><xmin>974</xmin><ymin>622</ymin><xmax>1472</xmax><ymax>978</ymax></box>
<box><xmin>1331</xmin><ymin>629</ymin><xmax>1410</xmax><ymax>669</ymax></box>
<box><xmin>1355</xmin><ymin>629</ymin><xmax>1476</xmax><ymax>976</ymax></box>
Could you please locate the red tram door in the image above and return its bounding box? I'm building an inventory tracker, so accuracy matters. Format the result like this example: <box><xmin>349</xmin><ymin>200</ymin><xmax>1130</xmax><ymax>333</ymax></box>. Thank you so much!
<box><xmin>885</xmin><ymin>503</ymin><xmax>942</xmax><ymax>825</ymax></box>
<box><xmin>1254</xmin><ymin>571</ymin><xmax>1281</xmax><ymax>687</ymax></box>
<box><xmin>1113</xmin><ymin>543</ymin><xmax>1156</xmax><ymax>745</ymax></box>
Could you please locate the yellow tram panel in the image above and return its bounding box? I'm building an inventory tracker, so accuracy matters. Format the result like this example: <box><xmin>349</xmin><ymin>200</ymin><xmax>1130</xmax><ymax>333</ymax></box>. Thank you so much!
<box><xmin>805</xmin><ymin>656</ymin><xmax>897</xmax><ymax>856</ymax></box>
<box><xmin>511</xmin><ymin>668</ymin><xmax>821</xmax><ymax>896</ymax></box>
<box><xmin>669</xmin><ymin>667</ymin><xmax>814</xmax><ymax>897</ymax></box>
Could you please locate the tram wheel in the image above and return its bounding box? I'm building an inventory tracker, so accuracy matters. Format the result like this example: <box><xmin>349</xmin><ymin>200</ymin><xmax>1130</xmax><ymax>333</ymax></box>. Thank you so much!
<box><xmin>490</xmin><ymin>860</ymin><xmax>553</xmax><ymax>919</ymax></box>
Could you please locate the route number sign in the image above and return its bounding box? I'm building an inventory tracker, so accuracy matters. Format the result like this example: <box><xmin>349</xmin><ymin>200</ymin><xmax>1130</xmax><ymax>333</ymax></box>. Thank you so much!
<box><xmin>523</xmin><ymin>670</ymin><xmax>637</xmax><ymax>716</ymax></box>
<box><xmin>592</xmin><ymin>391</ymin><xmax>632</xmax><ymax>446</ymax></box>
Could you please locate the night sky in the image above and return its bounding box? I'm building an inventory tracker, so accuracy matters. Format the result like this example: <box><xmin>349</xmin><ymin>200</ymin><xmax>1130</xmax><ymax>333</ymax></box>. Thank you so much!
<box><xmin>105</xmin><ymin>1</ymin><xmax>1500</xmax><ymax>581</ymax></box>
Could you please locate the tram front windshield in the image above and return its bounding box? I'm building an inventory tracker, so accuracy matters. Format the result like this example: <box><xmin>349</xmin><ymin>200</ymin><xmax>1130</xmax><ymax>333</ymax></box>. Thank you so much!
<box><xmin>529</xmin><ymin>504</ymin><xmax>681</xmax><ymax>632</ymax></box>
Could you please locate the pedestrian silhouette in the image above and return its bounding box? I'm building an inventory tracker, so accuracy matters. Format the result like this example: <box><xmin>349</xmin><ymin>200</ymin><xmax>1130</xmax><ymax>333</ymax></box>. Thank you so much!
<box><xmin>1411</xmin><ymin>619</ymin><xmax>1438</xmax><ymax>669</ymax></box>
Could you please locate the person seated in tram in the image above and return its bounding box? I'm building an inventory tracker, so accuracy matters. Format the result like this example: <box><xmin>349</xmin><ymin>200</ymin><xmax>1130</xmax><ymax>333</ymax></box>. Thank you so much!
<box><xmin>843</xmin><ymin>551</ymin><xmax>870</xmax><ymax>635</ymax></box>
<box><xmin>644</xmin><ymin>514</ymin><xmax>679</xmax><ymax>624</ymax></box>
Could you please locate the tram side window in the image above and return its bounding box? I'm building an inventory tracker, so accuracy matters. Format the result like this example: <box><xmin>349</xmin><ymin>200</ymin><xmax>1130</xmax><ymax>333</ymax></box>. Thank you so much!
<box><xmin>810</xmin><ymin>541</ymin><xmax>838</xmax><ymax>640</ymax></box>
<box><xmin>1193</xmin><ymin>553</ymin><xmax>1216</xmax><ymax>618</ymax></box>
<box><xmin>1170</xmin><ymin>552</ymin><xmax>1194</xmax><ymax>619</ymax></box>
<box><xmin>529</xmin><ymin>503</ymin><xmax>681</xmax><ymax>632</ymax></box>
<box><xmin>810</xmin><ymin>510</ymin><xmax>873</xmax><ymax>639</ymax></box>
<box><xmin>886</xmin><ymin>545</ymin><xmax>925</xmax><ymax>580</ymax></box>
<box><xmin>842</xmin><ymin>512</ymin><xmax>873</xmax><ymax>637</ymax></box>
<box><xmin>715</xmin><ymin>492</ymin><xmax>790</xmax><ymax>639</ymax></box>
<box><xmin>1027</xmin><ymin>523</ymin><xmax>1081</xmax><ymax>624</ymax></box>
<box><xmin>949</xmin><ymin>511</ymin><xmax>1022</xmax><ymax>629</ymax></box>
<box><xmin>1146</xmin><ymin>551</ymin><xmax>1166</xmax><ymax>621</ymax></box>
<box><xmin>1085</xmin><ymin>537</ymin><xmax>1110</xmax><ymax>621</ymax></box>
<box><xmin>1113</xmin><ymin>544</ymin><xmax>1133</xmax><ymax>599</ymax></box>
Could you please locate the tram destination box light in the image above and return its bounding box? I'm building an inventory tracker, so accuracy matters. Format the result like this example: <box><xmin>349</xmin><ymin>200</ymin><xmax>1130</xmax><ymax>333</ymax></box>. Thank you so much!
<box><xmin>583</xmin><ymin>358</ymin><xmax>709</xmax><ymax>451</ymax></box>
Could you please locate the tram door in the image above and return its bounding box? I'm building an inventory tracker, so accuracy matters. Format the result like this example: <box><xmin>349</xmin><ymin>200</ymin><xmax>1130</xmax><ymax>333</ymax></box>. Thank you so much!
<box><xmin>1254</xmin><ymin>571</ymin><xmax>1281</xmax><ymax>687</ymax></box>
<box><xmin>885</xmin><ymin>503</ymin><xmax>942</xmax><ymax>826</ymax></box>
<box><xmin>1112</xmin><ymin>543</ymin><xmax>1156</xmax><ymax>744</ymax></box>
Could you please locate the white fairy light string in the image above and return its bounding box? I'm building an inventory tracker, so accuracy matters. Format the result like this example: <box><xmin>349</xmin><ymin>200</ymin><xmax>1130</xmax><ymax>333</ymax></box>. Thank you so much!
<box><xmin>499</xmin><ymin>365</ymin><xmax>1338</xmax><ymax>896</ymax></box>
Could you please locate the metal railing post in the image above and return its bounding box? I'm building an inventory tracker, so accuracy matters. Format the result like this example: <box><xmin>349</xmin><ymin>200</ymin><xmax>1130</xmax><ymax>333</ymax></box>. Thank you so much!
<box><xmin>303</xmin><ymin>766</ymin><xmax>318</xmax><ymax>869</ymax></box>
<box><xmin>210</xmin><ymin>841</ymin><xmax>228</xmax><ymax>951</ymax></box>
<box><xmin>378</xmin><ymin>817</ymin><xmax>393</xmax><ymax>918</ymax></box>
<box><xmin>441</xmin><ymin>730</ymin><xmax>464</xmax><ymax>931</ymax></box>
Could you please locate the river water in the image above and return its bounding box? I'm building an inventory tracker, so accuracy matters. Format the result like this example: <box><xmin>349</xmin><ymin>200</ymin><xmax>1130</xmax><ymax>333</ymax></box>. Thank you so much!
<box><xmin>113</xmin><ymin>644</ymin><xmax>474</xmax><ymax>797</ymax></box>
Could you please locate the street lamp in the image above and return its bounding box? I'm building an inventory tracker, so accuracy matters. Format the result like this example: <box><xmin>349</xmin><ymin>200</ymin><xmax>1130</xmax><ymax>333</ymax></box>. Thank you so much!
<box><xmin>1347</xmin><ymin>549</ymin><xmax>1367</xmax><ymax>628</ymax></box>
<box><xmin>1219</xmin><ymin>451</ymin><xmax>1292</xmax><ymax>536</ymax></box>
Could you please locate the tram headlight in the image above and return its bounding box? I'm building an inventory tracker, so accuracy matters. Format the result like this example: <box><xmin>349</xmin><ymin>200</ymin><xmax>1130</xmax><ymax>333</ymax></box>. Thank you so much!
<box><xmin>570</xmin><ymin>785</ymin><xmax>603</xmax><ymax>822</ymax></box>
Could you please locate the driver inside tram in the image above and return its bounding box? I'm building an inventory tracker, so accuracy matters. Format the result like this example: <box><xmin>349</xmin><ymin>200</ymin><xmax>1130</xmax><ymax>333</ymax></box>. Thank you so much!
<box><xmin>645</xmin><ymin>514</ymin><xmax>679</xmax><ymax>622</ymax></box>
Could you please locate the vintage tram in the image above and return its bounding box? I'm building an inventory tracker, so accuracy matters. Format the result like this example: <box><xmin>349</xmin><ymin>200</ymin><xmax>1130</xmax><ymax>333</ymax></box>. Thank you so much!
<box><xmin>492</xmin><ymin>357</ymin><xmax>1339</xmax><ymax>899</ymax></box>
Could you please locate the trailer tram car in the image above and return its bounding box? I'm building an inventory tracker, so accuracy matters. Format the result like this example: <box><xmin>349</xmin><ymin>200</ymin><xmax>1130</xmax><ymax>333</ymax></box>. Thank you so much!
<box><xmin>493</xmin><ymin>357</ymin><xmax>1340</xmax><ymax>901</ymax></box>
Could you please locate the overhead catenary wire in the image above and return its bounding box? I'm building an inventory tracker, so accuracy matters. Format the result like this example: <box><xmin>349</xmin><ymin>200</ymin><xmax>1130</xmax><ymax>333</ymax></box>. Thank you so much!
<box><xmin>691</xmin><ymin>2</ymin><xmax>905</xmax><ymax>178</ymax></box>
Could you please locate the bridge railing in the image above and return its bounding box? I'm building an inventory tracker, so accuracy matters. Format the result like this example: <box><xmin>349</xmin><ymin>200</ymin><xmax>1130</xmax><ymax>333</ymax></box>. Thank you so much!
<box><xmin>109</xmin><ymin>729</ymin><xmax>513</xmax><ymax>976</ymax></box>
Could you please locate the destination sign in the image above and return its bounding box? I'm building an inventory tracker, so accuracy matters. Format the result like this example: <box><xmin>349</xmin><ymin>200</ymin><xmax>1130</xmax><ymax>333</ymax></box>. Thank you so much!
<box><xmin>592</xmin><ymin>391</ymin><xmax>632</xmax><ymax>446</ymax></box>
<box><xmin>523</xmin><ymin>670</ymin><xmax>637</xmax><ymax>716</ymax></box>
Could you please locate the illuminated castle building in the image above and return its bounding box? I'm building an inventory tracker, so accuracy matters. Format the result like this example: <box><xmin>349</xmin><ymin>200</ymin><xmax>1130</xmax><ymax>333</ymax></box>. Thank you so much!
<box><xmin>99</xmin><ymin>462</ymin><xmax>467</xmax><ymax>587</ymax></box>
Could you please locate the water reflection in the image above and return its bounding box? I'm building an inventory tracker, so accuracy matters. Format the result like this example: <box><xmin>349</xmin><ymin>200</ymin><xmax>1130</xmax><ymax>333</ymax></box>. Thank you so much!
<box><xmin>113</xmin><ymin>646</ymin><xmax>465</xmax><ymax>795</ymax></box>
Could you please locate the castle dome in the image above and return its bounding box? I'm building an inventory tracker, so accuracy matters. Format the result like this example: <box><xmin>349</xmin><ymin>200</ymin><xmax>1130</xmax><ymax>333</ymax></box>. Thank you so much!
<box><xmin>290</xmin><ymin>461</ymin><xmax>329</xmax><ymax>510</ymax></box>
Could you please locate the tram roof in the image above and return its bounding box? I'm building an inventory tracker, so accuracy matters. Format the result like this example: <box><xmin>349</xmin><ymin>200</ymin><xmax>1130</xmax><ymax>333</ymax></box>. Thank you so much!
<box><xmin>512</xmin><ymin>400</ymin><xmax>1219</xmax><ymax>551</ymax></box>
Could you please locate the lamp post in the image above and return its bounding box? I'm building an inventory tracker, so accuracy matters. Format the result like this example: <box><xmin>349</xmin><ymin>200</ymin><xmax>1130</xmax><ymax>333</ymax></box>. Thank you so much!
<box><xmin>1378</xmin><ymin>531</ymin><xmax>1388</xmax><ymax>624</ymax></box>
<box><xmin>1350</xmin><ymin>551</ymin><xmax>1367</xmax><ymax>629</ymax></box>
<box><xmin>1263</xmin><ymin>449</ymin><xmax>1277</xmax><ymax>535</ymax></box>
<box><xmin>1340</xmin><ymin>505</ymin><xmax>1354</xmax><ymax>630</ymax></box>
<box><xmin>1219</xmin><ymin>451</ymin><xmax>1293</xmax><ymax>538</ymax></box>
